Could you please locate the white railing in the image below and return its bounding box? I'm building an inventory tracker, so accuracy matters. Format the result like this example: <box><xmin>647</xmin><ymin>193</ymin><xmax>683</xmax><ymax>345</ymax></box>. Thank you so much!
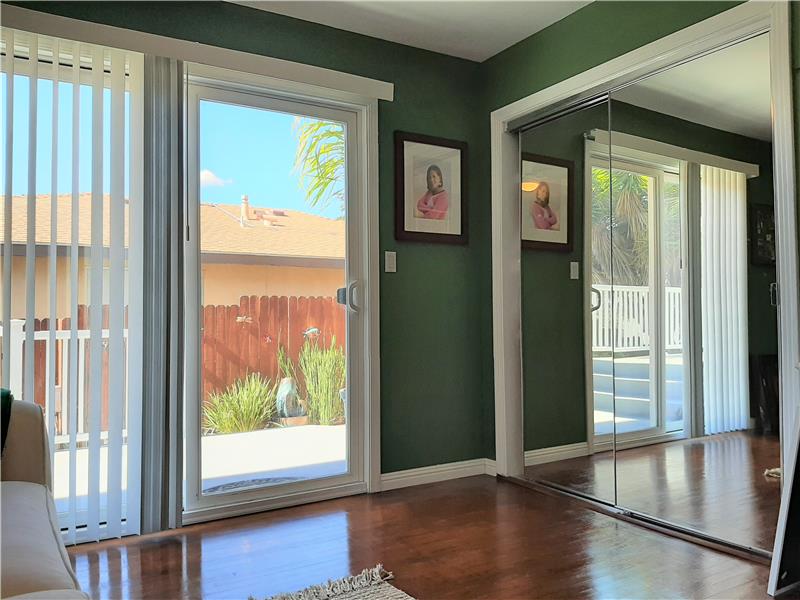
<box><xmin>592</xmin><ymin>285</ymin><xmax>682</xmax><ymax>352</ymax></box>
<box><xmin>1</xmin><ymin>320</ymin><xmax>129</xmax><ymax>445</ymax></box>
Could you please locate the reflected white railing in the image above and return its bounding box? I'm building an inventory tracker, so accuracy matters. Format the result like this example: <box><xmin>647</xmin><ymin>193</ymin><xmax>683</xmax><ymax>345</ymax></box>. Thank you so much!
<box><xmin>592</xmin><ymin>285</ymin><xmax>682</xmax><ymax>352</ymax></box>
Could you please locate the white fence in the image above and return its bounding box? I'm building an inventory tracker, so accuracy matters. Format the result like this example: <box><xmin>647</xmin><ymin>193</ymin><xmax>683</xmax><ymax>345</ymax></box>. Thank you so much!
<box><xmin>592</xmin><ymin>285</ymin><xmax>682</xmax><ymax>352</ymax></box>
<box><xmin>1</xmin><ymin>320</ymin><xmax>128</xmax><ymax>446</ymax></box>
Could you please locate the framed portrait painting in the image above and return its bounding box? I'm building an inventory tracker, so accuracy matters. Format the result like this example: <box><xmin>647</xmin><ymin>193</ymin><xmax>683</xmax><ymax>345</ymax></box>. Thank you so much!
<box><xmin>395</xmin><ymin>131</ymin><xmax>468</xmax><ymax>244</ymax></box>
<box><xmin>520</xmin><ymin>153</ymin><xmax>573</xmax><ymax>252</ymax></box>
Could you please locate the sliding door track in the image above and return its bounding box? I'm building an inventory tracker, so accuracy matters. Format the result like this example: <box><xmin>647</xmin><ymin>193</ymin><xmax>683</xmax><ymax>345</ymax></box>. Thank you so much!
<box><xmin>500</xmin><ymin>475</ymin><xmax>772</xmax><ymax>566</ymax></box>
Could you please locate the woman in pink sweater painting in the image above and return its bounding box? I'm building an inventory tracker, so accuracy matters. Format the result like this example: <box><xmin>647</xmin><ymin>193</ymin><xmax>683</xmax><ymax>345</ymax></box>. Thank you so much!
<box><xmin>531</xmin><ymin>181</ymin><xmax>559</xmax><ymax>230</ymax></box>
<box><xmin>417</xmin><ymin>164</ymin><xmax>449</xmax><ymax>220</ymax></box>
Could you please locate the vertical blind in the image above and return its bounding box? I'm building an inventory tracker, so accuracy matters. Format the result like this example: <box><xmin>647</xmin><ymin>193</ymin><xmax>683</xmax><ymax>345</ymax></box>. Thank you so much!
<box><xmin>0</xmin><ymin>28</ymin><xmax>144</xmax><ymax>543</ymax></box>
<box><xmin>700</xmin><ymin>164</ymin><xmax>749</xmax><ymax>435</ymax></box>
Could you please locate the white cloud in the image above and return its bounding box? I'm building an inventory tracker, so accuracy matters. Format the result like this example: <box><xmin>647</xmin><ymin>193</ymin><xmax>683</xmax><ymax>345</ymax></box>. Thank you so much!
<box><xmin>200</xmin><ymin>169</ymin><xmax>232</xmax><ymax>187</ymax></box>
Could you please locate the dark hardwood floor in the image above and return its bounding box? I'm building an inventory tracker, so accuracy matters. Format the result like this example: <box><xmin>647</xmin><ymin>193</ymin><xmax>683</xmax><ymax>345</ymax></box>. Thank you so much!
<box><xmin>525</xmin><ymin>431</ymin><xmax>782</xmax><ymax>551</ymax></box>
<box><xmin>68</xmin><ymin>476</ymin><xmax>785</xmax><ymax>599</ymax></box>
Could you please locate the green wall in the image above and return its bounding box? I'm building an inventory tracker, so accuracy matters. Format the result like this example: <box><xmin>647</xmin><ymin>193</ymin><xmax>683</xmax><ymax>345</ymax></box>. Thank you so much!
<box><xmin>10</xmin><ymin>0</ymin><xmax>789</xmax><ymax>466</ymax></box>
<box><xmin>519</xmin><ymin>101</ymin><xmax>777</xmax><ymax>450</ymax></box>
<box><xmin>10</xmin><ymin>0</ymin><xmax>490</xmax><ymax>473</ymax></box>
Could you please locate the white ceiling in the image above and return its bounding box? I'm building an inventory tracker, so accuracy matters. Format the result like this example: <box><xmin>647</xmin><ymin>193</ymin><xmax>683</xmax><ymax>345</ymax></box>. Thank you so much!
<box><xmin>615</xmin><ymin>34</ymin><xmax>772</xmax><ymax>141</ymax></box>
<box><xmin>232</xmin><ymin>1</ymin><xmax>591</xmax><ymax>62</ymax></box>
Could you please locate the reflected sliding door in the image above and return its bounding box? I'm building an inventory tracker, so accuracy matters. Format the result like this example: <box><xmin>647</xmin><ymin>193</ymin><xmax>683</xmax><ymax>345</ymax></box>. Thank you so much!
<box><xmin>184</xmin><ymin>70</ymin><xmax>365</xmax><ymax>516</ymax></box>
<box><xmin>588</xmin><ymin>138</ymin><xmax>688</xmax><ymax>449</ymax></box>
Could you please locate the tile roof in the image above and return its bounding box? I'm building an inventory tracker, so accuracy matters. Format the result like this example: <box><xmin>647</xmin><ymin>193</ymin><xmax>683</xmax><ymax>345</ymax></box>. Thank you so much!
<box><xmin>1</xmin><ymin>194</ymin><xmax>345</xmax><ymax>260</ymax></box>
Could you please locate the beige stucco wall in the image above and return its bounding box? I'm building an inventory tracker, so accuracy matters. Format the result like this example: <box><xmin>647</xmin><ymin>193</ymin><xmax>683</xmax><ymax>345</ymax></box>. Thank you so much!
<box><xmin>5</xmin><ymin>257</ymin><xmax>344</xmax><ymax>319</ymax></box>
<box><xmin>8</xmin><ymin>256</ymin><xmax>89</xmax><ymax>320</ymax></box>
<box><xmin>201</xmin><ymin>262</ymin><xmax>344</xmax><ymax>305</ymax></box>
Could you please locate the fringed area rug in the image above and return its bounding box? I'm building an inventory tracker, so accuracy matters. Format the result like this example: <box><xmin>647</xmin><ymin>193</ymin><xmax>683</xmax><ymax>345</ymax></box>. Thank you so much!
<box><xmin>258</xmin><ymin>565</ymin><xmax>415</xmax><ymax>600</ymax></box>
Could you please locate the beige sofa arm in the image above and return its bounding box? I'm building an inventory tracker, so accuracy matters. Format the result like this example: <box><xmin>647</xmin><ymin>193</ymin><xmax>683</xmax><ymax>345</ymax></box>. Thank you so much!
<box><xmin>1</xmin><ymin>401</ymin><xmax>52</xmax><ymax>490</ymax></box>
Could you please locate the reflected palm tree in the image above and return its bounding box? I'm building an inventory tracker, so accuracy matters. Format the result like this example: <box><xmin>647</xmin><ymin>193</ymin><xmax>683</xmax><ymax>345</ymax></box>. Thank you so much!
<box><xmin>592</xmin><ymin>168</ymin><xmax>680</xmax><ymax>286</ymax></box>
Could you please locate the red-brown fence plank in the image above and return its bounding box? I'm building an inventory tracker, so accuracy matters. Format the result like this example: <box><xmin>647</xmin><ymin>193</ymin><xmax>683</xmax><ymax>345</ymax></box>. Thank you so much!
<box><xmin>257</xmin><ymin>296</ymin><xmax>274</xmax><ymax>381</ymax></box>
<box><xmin>214</xmin><ymin>304</ymin><xmax>226</xmax><ymax>398</ymax></box>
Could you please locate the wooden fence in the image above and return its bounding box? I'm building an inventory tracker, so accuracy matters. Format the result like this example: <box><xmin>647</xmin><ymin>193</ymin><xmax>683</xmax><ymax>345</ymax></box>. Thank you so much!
<box><xmin>202</xmin><ymin>295</ymin><xmax>345</xmax><ymax>400</ymax></box>
<box><xmin>4</xmin><ymin>295</ymin><xmax>344</xmax><ymax>433</ymax></box>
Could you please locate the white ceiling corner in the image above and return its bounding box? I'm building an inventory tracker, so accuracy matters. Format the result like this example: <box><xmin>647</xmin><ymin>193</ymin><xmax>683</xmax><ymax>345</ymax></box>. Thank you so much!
<box><xmin>230</xmin><ymin>1</ymin><xmax>591</xmax><ymax>62</ymax></box>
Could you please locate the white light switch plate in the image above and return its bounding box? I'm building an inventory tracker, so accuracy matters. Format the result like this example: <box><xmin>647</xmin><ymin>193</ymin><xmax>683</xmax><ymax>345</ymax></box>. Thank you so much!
<box><xmin>385</xmin><ymin>251</ymin><xmax>397</xmax><ymax>273</ymax></box>
<box><xmin>570</xmin><ymin>261</ymin><xmax>580</xmax><ymax>280</ymax></box>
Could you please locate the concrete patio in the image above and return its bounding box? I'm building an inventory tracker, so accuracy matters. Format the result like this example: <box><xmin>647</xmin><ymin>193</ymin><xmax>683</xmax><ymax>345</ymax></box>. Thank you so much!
<box><xmin>53</xmin><ymin>424</ymin><xmax>347</xmax><ymax>514</ymax></box>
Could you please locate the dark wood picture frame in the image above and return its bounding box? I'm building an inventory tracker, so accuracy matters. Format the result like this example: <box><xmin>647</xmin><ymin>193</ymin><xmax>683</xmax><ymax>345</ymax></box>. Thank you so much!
<box><xmin>520</xmin><ymin>152</ymin><xmax>574</xmax><ymax>253</ymax></box>
<box><xmin>394</xmin><ymin>131</ymin><xmax>468</xmax><ymax>244</ymax></box>
<box><xmin>749</xmin><ymin>204</ymin><xmax>776</xmax><ymax>266</ymax></box>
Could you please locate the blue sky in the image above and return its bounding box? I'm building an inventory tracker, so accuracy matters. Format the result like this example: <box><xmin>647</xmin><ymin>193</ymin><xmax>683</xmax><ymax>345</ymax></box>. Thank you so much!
<box><xmin>1</xmin><ymin>75</ymin><xmax>343</xmax><ymax>220</ymax></box>
<box><xmin>199</xmin><ymin>99</ymin><xmax>341</xmax><ymax>220</ymax></box>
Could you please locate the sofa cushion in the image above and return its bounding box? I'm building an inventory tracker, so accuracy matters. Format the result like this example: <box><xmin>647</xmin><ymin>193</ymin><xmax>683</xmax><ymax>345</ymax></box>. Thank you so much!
<box><xmin>4</xmin><ymin>591</ymin><xmax>89</xmax><ymax>600</ymax></box>
<box><xmin>1</xmin><ymin>482</ymin><xmax>83</xmax><ymax>599</ymax></box>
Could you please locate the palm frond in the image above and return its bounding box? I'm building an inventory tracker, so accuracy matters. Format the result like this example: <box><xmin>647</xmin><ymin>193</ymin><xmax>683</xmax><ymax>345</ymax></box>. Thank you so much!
<box><xmin>293</xmin><ymin>118</ymin><xmax>346</xmax><ymax>215</ymax></box>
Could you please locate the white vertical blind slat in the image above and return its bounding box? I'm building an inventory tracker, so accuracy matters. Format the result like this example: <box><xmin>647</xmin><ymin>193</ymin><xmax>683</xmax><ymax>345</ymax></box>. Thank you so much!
<box><xmin>86</xmin><ymin>45</ymin><xmax>104</xmax><ymax>542</ymax></box>
<box><xmin>736</xmin><ymin>173</ymin><xmax>750</xmax><ymax>427</ymax></box>
<box><xmin>125</xmin><ymin>52</ymin><xmax>144</xmax><ymax>537</ymax></box>
<box><xmin>66</xmin><ymin>40</ymin><xmax>81</xmax><ymax>546</ymax></box>
<box><xmin>24</xmin><ymin>36</ymin><xmax>38</xmax><ymax>404</ymax></box>
<box><xmin>46</xmin><ymin>38</ymin><xmax>59</xmax><ymax>466</ymax></box>
<box><xmin>106</xmin><ymin>49</ymin><xmax>125</xmax><ymax>539</ymax></box>
<box><xmin>700</xmin><ymin>165</ymin><xmax>749</xmax><ymax>435</ymax></box>
<box><xmin>2</xmin><ymin>30</ymin><xmax>14</xmax><ymax>389</ymax></box>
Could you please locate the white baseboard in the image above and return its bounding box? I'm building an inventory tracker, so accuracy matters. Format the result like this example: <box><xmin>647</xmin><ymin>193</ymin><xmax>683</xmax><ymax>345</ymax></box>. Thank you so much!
<box><xmin>380</xmin><ymin>458</ymin><xmax>496</xmax><ymax>492</ymax></box>
<box><xmin>524</xmin><ymin>442</ymin><xmax>589</xmax><ymax>466</ymax></box>
<box><xmin>377</xmin><ymin>445</ymin><xmax>589</xmax><ymax>493</ymax></box>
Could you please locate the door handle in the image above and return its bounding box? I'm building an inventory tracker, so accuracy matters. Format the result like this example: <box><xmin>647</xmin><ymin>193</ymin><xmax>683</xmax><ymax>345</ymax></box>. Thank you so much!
<box><xmin>346</xmin><ymin>281</ymin><xmax>359</xmax><ymax>312</ymax></box>
<box><xmin>591</xmin><ymin>287</ymin><xmax>602</xmax><ymax>312</ymax></box>
<box><xmin>336</xmin><ymin>282</ymin><xmax>359</xmax><ymax>312</ymax></box>
<box><xmin>769</xmin><ymin>282</ymin><xmax>778</xmax><ymax>307</ymax></box>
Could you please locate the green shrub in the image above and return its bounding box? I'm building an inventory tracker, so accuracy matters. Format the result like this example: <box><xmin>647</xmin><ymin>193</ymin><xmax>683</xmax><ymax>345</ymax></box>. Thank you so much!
<box><xmin>278</xmin><ymin>345</ymin><xmax>297</xmax><ymax>380</ymax></box>
<box><xmin>203</xmin><ymin>373</ymin><xmax>277</xmax><ymax>434</ymax></box>
<box><xmin>299</xmin><ymin>337</ymin><xmax>345</xmax><ymax>425</ymax></box>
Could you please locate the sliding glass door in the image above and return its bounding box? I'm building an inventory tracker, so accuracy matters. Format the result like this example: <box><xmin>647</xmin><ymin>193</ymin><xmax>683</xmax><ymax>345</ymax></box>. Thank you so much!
<box><xmin>183</xmin><ymin>72</ymin><xmax>365</xmax><ymax>515</ymax></box>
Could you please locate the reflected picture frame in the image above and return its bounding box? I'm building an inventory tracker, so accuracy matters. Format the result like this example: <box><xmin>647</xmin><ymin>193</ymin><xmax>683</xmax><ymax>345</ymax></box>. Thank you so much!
<box><xmin>394</xmin><ymin>131</ymin><xmax>468</xmax><ymax>244</ymax></box>
<box><xmin>520</xmin><ymin>152</ymin><xmax>574</xmax><ymax>252</ymax></box>
<box><xmin>749</xmin><ymin>204</ymin><xmax>776</xmax><ymax>266</ymax></box>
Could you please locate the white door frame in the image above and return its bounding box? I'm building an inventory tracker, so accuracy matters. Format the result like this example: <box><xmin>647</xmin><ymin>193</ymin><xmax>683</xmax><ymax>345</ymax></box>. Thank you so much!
<box><xmin>184</xmin><ymin>78</ymin><xmax>376</xmax><ymax>519</ymax></box>
<box><xmin>490</xmin><ymin>2</ymin><xmax>798</xmax><ymax>582</ymax></box>
<box><xmin>181</xmin><ymin>64</ymin><xmax>383</xmax><ymax>524</ymax></box>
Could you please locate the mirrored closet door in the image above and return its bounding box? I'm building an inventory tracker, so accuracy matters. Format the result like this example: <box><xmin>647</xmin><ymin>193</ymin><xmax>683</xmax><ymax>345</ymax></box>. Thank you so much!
<box><xmin>519</xmin><ymin>99</ymin><xmax>617</xmax><ymax>506</ymax></box>
<box><xmin>519</xmin><ymin>32</ymin><xmax>784</xmax><ymax>556</ymax></box>
<box><xmin>609</xmin><ymin>32</ymin><xmax>781</xmax><ymax>553</ymax></box>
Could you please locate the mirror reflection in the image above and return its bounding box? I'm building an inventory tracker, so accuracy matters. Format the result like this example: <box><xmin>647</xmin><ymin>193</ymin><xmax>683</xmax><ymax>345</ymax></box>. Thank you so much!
<box><xmin>520</xmin><ymin>33</ymin><xmax>782</xmax><ymax>553</ymax></box>
<box><xmin>520</xmin><ymin>100</ymin><xmax>616</xmax><ymax>505</ymax></box>
<box><xmin>610</xmin><ymin>32</ymin><xmax>780</xmax><ymax>551</ymax></box>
